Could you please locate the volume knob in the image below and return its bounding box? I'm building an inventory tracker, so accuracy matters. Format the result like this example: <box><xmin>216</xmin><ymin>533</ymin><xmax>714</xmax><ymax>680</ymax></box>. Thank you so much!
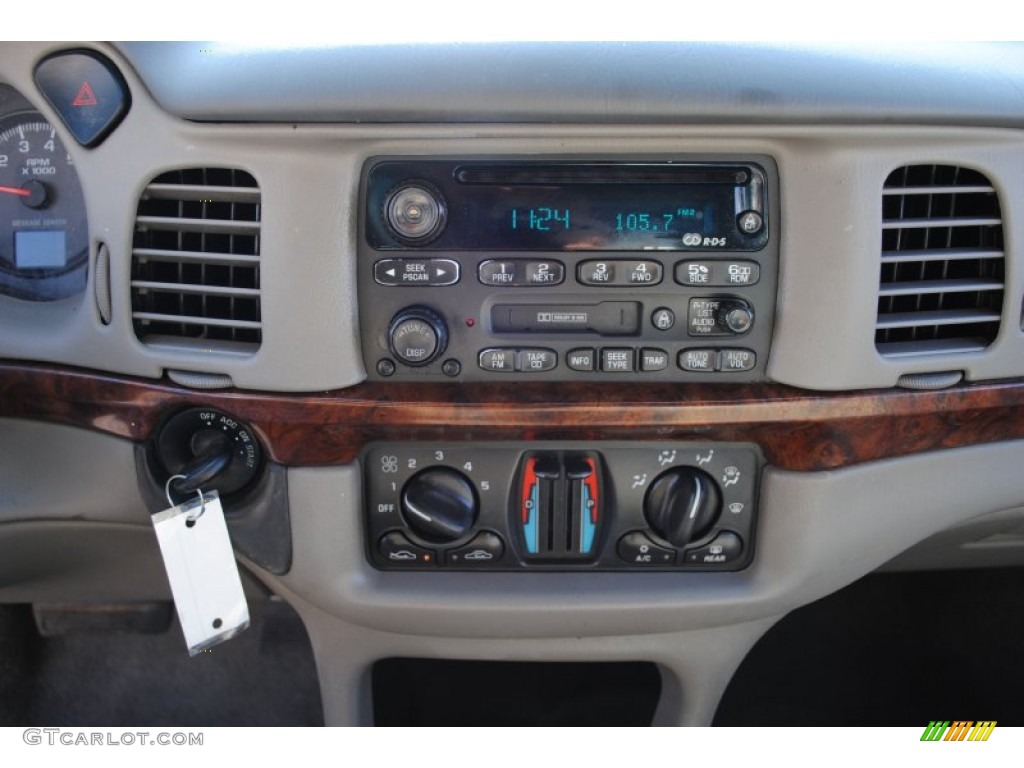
<box><xmin>388</xmin><ymin>306</ymin><xmax>448</xmax><ymax>367</ymax></box>
<box><xmin>644</xmin><ymin>467</ymin><xmax>721</xmax><ymax>548</ymax></box>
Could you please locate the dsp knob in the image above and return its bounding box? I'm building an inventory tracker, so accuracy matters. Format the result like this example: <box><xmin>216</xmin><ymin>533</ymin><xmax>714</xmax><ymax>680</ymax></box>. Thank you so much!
<box><xmin>388</xmin><ymin>306</ymin><xmax>448</xmax><ymax>367</ymax></box>
<box><xmin>401</xmin><ymin>467</ymin><xmax>478</xmax><ymax>542</ymax></box>
<box><xmin>644</xmin><ymin>467</ymin><xmax>721</xmax><ymax>548</ymax></box>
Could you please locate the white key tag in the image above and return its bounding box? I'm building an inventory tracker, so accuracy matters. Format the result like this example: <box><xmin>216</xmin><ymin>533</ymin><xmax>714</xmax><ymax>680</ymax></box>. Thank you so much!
<box><xmin>152</xmin><ymin>478</ymin><xmax>250</xmax><ymax>656</ymax></box>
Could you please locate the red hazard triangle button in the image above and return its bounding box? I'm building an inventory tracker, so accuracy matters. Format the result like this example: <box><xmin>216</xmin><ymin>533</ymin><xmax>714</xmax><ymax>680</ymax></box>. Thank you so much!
<box><xmin>72</xmin><ymin>82</ymin><xmax>98</xmax><ymax>107</ymax></box>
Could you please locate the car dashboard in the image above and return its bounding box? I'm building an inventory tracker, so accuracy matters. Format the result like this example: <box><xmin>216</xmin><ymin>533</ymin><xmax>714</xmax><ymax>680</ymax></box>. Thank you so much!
<box><xmin>3</xmin><ymin>40</ymin><xmax>1024</xmax><ymax>726</ymax></box>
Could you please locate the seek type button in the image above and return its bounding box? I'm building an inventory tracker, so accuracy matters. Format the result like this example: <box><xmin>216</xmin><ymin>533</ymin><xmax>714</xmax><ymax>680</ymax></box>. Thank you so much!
<box><xmin>601</xmin><ymin>348</ymin><xmax>635</xmax><ymax>372</ymax></box>
<box><xmin>618</xmin><ymin>532</ymin><xmax>676</xmax><ymax>566</ymax></box>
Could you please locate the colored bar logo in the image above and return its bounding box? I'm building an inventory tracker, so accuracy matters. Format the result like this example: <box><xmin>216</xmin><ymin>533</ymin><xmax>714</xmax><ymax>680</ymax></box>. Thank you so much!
<box><xmin>920</xmin><ymin>721</ymin><xmax>996</xmax><ymax>741</ymax></box>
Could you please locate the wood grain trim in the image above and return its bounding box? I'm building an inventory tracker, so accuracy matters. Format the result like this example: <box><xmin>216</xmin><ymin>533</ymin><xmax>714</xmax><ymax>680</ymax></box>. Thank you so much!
<box><xmin>2</xmin><ymin>362</ymin><xmax>1023</xmax><ymax>471</ymax></box>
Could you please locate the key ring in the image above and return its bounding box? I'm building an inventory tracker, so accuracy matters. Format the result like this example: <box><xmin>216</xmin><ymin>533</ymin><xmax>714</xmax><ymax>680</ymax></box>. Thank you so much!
<box><xmin>165</xmin><ymin>474</ymin><xmax>207</xmax><ymax>523</ymax></box>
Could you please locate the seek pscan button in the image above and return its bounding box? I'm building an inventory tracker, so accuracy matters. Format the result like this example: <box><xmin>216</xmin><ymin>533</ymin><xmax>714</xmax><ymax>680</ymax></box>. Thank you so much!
<box><xmin>34</xmin><ymin>50</ymin><xmax>131</xmax><ymax>147</ymax></box>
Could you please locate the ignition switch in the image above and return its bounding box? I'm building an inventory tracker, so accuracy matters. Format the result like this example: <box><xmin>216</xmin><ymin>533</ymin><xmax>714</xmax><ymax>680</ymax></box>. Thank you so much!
<box><xmin>154</xmin><ymin>407</ymin><xmax>263</xmax><ymax>500</ymax></box>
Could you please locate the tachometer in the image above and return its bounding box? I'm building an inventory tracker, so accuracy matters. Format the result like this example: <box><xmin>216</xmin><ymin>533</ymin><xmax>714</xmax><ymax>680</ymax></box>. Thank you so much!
<box><xmin>0</xmin><ymin>113</ymin><xmax>88</xmax><ymax>301</ymax></box>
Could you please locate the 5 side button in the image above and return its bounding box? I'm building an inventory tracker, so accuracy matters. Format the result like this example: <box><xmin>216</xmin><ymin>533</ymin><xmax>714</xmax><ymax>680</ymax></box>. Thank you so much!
<box><xmin>378</xmin><ymin>531</ymin><xmax>436</xmax><ymax>566</ymax></box>
<box><xmin>618</xmin><ymin>532</ymin><xmax>676</xmax><ymax>566</ymax></box>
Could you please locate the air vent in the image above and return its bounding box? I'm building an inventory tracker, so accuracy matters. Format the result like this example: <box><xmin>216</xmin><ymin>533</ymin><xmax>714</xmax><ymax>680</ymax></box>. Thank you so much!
<box><xmin>132</xmin><ymin>168</ymin><xmax>261</xmax><ymax>352</ymax></box>
<box><xmin>876</xmin><ymin>164</ymin><xmax>1004</xmax><ymax>357</ymax></box>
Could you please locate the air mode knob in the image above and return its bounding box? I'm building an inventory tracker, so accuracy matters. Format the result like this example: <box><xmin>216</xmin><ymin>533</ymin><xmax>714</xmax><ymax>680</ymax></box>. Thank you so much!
<box><xmin>401</xmin><ymin>467</ymin><xmax>478</xmax><ymax>543</ymax></box>
<box><xmin>644</xmin><ymin>467</ymin><xmax>722</xmax><ymax>548</ymax></box>
<box><xmin>388</xmin><ymin>306</ymin><xmax>448</xmax><ymax>367</ymax></box>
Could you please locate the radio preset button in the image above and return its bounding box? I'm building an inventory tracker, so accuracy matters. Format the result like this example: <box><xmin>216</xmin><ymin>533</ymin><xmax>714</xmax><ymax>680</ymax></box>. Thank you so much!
<box><xmin>567</xmin><ymin>348</ymin><xmax>596</xmax><ymax>371</ymax></box>
<box><xmin>478</xmin><ymin>348</ymin><xmax>516</xmax><ymax>372</ymax></box>
<box><xmin>479</xmin><ymin>260</ymin><xmax>520</xmax><ymax>286</ymax></box>
<box><xmin>577</xmin><ymin>260</ymin><xmax>663</xmax><ymax>287</ymax></box>
<box><xmin>625</xmin><ymin>260</ymin><xmax>663</xmax><ymax>285</ymax></box>
<box><xmin>722</xmin><ymin>261</ymin><xmax>760</xmax><ymax>286</ymax></box>
<box><xmin>640</xmin><ymin>348</ymin><xmax>669</xmax><ymax>372</ymax></box>
<box><xmin>517</xmin><ymin>349</ymin><xmax>558</xmax><ymax>372</ymax></box>
<box><xmin>719</xmin><ymin>349</ymin><xmax>756</xmax><ymax>371</ymax></box>
<box><xmin>676</xmin><ymin>260</ymin><xmax>760</xmax><ymax>287</ymax></box>
<box><xmin>375</xmin><ymin>258</ymin><xmax>460</xmax><ymax>286</ymax></box>
<box><xmin>479</xmin><ymin>259</ymin><xmax>565</xmax><ymax>287</ymax></box>
<box><xmin>524</xmin><ymin>261</ymin><xmax>565</xmax><ymax>286</ymax></box>
<box><xmin>578</xmin><ymin>260</ymin><xmax>616</xmax><ymax>285</ymax></box>
<box><xmin>601</xmin><ymin>348</ymin><xmax>635</xmax><ymax>372</ymax></box>
<box><xmin>677</xmin><ymin>261</ymin><xmax>715</xmax><ymax>286</ymax></box>
<box><xmin>679</xmin><ymin>349</ymin><xmax>717</xmax><ymax>372</ymax></box>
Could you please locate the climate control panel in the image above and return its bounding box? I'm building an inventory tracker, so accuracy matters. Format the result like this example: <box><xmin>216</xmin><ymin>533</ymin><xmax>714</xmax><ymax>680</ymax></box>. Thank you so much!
<box><xmin>363</xmin><ymin>442</ymin><xmax>760</xmax><ymax>571</ymax></box>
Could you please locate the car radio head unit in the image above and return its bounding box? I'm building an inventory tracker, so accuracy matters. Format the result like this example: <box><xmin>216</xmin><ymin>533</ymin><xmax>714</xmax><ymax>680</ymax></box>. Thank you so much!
<box><xmin>365</xmin><ymin>162</ymin><xmax>768</xmax><ymax>252</ymax></box>
<box><xmin>358</xmin><ymin>157</ymin><xmax>779</xmax><ymax>383</ymax></box>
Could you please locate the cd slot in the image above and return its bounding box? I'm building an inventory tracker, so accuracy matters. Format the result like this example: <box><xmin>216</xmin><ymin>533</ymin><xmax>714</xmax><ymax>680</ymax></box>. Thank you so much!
<box><xmin>454</xmin><ymin>164</ymin><xmax>748</xmax><ymax>186</ymax></box>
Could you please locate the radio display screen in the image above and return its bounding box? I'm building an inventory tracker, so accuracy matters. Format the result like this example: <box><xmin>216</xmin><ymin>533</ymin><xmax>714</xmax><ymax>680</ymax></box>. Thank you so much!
<box><xmin>366</xmin><ymin>161</ymin><xmax>768</xmax><ymax>252</ymax></box>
